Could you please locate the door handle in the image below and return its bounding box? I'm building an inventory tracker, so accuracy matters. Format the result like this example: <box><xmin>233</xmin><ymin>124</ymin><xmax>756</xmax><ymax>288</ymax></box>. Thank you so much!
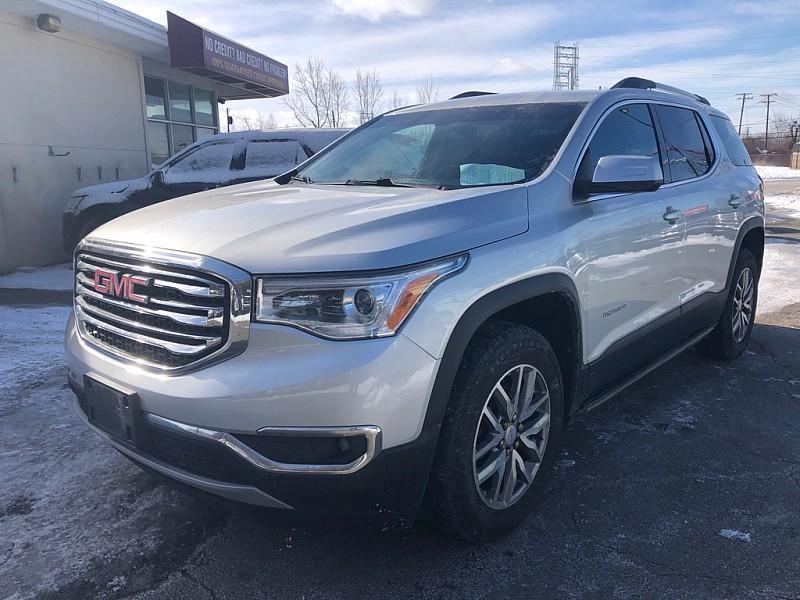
<box><xmin>728</xmin><ymin>194</ymin><xmax>742</xmax><ymax>208</ymax></box>
<box><xmin>663</xmin><ymin>206</ymin><xmax>682</xmax><ymax>224</ymax></box>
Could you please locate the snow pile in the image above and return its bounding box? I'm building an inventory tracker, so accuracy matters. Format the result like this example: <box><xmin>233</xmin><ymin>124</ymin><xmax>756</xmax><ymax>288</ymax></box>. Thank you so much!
<box><xmin>0</xmin><ymin>263</ymin><xmax>73</xmax><ymax>291</ymax></box>
<box><xmin>765</xmin><ymin>193</ymin><xmax>800</xmax><ymax>220</ymax></box>
<box><xmin>757</xmin><ymin>241</ymin><xmax>800</xmax><ymax>316</ymax></box>
<box><xmin>755</xmin><ymin>166</ymin><xmax>800</xmax><ymax>180</ymax></box>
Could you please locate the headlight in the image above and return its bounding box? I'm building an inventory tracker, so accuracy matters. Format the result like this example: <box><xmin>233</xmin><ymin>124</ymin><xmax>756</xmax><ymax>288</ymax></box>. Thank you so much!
<box><xmin>254</xmin><ymin>254</ymin><xmax>467</xmax><ymax>339</ymax></box>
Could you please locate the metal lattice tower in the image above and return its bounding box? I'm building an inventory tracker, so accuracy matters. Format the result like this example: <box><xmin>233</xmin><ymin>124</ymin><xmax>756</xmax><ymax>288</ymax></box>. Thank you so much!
<box><xmin>553</xmin><ymin>41</ymin><xmax>579</xmax><ymax>90</ymax></box>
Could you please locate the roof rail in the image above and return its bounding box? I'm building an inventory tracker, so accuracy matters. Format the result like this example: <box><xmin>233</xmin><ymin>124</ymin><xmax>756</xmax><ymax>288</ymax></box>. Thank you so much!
<box><xmin>450</xmin><ymin>91</ymin><xmax>496</xmax><ymax>100</ymax></box>
<box><xmin>611</xmin><ymin>77</ymin><xmax>710</xmax><ymax>106</ymax></box>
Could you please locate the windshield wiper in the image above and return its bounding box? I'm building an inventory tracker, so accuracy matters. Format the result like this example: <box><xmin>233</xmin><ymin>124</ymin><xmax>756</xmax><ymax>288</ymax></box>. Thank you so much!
<box><xmin>290</xmin><ymin>174</ymin><xmax>314</xmax><ymax>184</ymax></box>
<box><xmin>343</xmin><ymin>178</ymin><xmax>414</xmax><ymax>188</ymax></box>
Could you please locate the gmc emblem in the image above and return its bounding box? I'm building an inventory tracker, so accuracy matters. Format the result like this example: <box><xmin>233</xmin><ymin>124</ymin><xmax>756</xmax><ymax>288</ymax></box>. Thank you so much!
<box><xmin>93</xmin><ymin>268</ymin><xmax>150</xmax><ymax>303</ymax></box>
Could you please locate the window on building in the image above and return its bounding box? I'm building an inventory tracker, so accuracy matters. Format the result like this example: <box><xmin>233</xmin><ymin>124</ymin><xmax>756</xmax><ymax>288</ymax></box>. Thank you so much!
<box><xmin>144</xmin><ymin>75</ymin><xmax>219</xmax><ymax>169</ymax></box>
<box><xmin>194</xmin><ymin>89</ymin><xmax>215</xmax><ymax>127</ymax></box>
<box><xmin>654</xmin><ymin>105</ymin><xmax>714</xmax><ymax>182</ymax></box>
<box><xmin>145</xmin><ymin>77</ymin><xmax>167</xmax><ymax>120</ymax></box>
<box><xmin>172</xmin><ymin>124</ymin><xmax>194</xmax><ymax>153</ymax></box>
<box><xmin>168</xmin><ymin>82</ymin><xmax>192</xmax><ymax>123</ymax></box>
<box><xmin>147</xmin><ymin>121</ymin><xmax>170</xmax><ymax>168</ymax></box>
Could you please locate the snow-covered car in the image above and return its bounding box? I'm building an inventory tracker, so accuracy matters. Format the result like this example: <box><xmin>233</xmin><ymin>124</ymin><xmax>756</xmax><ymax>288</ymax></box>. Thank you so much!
<box><xmin>62</xmin><ymin>128</ymin><xmax>349</xmax><ymax>253</ymax></box>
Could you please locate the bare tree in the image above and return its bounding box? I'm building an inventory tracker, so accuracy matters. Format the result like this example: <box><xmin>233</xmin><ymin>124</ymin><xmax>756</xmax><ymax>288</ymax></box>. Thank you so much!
<box><xmin>235</xmin><ymin>110</ymin><xmax>277</xmax><ymax>131</ymax></box>
<box><xmin>354</xmin><ymin>68</ymin><xmax>384</xmax><ymax>123</ymax></box>
<box><xmin>285</xmin><ymin>57</ymin><xmax>331</xmax><ymax>127</ymax></box>
<box><xmin>389</xmin><ymin>89</ymin><xmax>405</xmax><ymax>110</ymax></box>
<box><xmin>416</xmin><ymin>75</ymin><xmax>439</xmax><ymax>104</ymax></box>
<box><xmin>325</xmin><ymin>70</ymin><xmax>349</xmax><ymax>127</ymax></box>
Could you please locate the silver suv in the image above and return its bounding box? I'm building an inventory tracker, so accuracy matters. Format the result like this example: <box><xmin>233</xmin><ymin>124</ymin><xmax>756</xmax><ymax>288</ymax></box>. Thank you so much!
<box><xmin>65</xmin><ymin>78</ymin><xmax>765</xmax><ymax>541</ymax></box>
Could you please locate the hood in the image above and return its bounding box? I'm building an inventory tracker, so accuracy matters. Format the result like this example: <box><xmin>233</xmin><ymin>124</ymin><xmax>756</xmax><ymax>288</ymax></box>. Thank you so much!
<box><xmin>67</xmin><ymin>175</ymin><xmax>151</xmax><ymax>212</ymax></box>
<box><xmin>91</xmin><ymin>180</ymin><xmax>529</xmax><ymax>273</ymax></box>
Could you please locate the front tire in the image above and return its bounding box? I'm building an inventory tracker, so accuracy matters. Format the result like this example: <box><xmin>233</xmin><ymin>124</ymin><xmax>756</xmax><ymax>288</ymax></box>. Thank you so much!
<box><xmin>697</xmin><ymin>248</ymin><xmax>759</xmax><ymax>360</ymax></box>
<box><xmin>428</xmin><ymin>321</ymin><xmax>564</xmax><ymax>542</ymax></box>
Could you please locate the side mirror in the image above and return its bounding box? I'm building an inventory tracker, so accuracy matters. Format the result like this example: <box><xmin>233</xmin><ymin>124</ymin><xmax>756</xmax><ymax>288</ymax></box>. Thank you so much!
<box><xmin>577</xmin><ymin>155</ymin><xmax>663</xmax><ymax>197</ymax></box>
<box><xmin>151</xmin><ymin>170</ymin><xmax>165</xmax><ymax>187</ymax></box>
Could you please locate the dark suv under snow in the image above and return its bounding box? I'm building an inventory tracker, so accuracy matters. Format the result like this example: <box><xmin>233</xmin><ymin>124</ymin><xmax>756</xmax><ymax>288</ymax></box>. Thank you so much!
<box><xmin>62</xmin><ymin>128</ymin><xmax>347</xmax><ymax>253</ymax></box>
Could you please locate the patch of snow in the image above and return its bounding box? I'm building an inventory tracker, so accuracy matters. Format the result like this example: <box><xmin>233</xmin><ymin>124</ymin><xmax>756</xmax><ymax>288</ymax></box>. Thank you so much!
<box><xmin>765</xmin><ymin>193</ymin><xmax>800</xmax><ymax>220</ymax></box>
<box><xmin>756</xmin><ymin>165</ymin><xmax>800</xmax><ymax>180</ymax></box>
<box><xmin>0</xmin><ymin>263</ymin><xmax>73</xmax><ymax>291</ymax></box>
<box><xmin>758</xmin><ymin>241</ymin><xmax>800</xmax><ymax>316</ymax></box>
<box><xmin>719</xmin><ymin>529</ymin><xmax>752</xmax><ymax>542</ymax></box>
<box><xmin>0</xmin><ymin>307</ymin><xmax>216</xmax><ymax>597</ymax></box>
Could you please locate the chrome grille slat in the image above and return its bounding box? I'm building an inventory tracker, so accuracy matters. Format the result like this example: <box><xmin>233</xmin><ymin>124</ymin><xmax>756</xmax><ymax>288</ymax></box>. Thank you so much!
<box><xmin>78</xmin><ymin>307</ymin><xmax>219</xmax><ymax>355</ymax></box>
<box><xmin>75</xmin><ymin>284</ymin><xmax>224</xmax><ymax>327</ymax></box>
<box><xmin>152</xmin><ymin>278</ymin><xmax>225</xmax><ymax>297</ymax></box>
<box><xmin>76</xmin><ymin>297</ymin><xmax>220</xmax><ymax>343</ymax></box>
<box><xmin>75</xmin><ymin>273</ymin><xmax>222</xmax><ymax>312</ymax></box>
<box><xmin>76</xmin><ymin>257</ymin><xmax>217</xmax><ymax>286</ymax></box>
<box><xmin>73</xmin><ymin>240</ymin><xmax>251</xmax><ymax>373</ymax></box>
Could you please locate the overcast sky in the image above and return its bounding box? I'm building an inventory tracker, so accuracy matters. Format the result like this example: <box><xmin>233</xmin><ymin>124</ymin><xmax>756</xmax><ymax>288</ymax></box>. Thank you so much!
<box><xmin>113</xmin><ymin>0</ymin><xmax>800</xmax><ymax>131</ymax></box>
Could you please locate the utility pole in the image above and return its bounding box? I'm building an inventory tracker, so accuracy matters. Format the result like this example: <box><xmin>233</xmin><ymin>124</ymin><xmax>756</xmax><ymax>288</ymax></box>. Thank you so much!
<box><xmin>760</xmin><ymin>93</ymin><xmax>777</xmax><ymax>151</ymax></box>
<box><xmin>226</xmin><ymin>107</ymin><xmax>231</xmax><ymax>133</ymax></box>
<box><xmin>553</xmin><ymin>42</ymin><xmax>580</xmax><ymax>90</ymax></box>
<box><xmin>735</xmin><ymin>93</ymin><xmax>753</xmax><ymax>135</ymax></box>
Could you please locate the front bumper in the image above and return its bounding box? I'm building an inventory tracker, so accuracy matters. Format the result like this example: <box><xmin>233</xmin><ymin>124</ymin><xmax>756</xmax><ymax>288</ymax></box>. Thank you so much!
<box><xmin>70</xmin><ymin>379</ymin><xmax>439</xmax><ymax>525</ymax></box>
<box><xmin>65</xmin><ymin>311</ymin><xmax>442</xmax><ymax>523</ymax></box>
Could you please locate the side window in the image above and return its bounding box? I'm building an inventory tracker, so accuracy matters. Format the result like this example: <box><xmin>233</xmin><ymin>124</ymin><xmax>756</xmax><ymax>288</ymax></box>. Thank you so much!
<box><xmin>654</xmin><ymin>105</ymin><xmax>713</xmax><ymax>181</ymax></box>
<box><xmin>163</xmin><ymin>141</ymin><xmax>235</xmax><ymax>184</ymax></box>
<box><xmin>243</xmin><ymin>140</ymin><xmax>309</xmax><ymax>176</ymax></box>
<box><xmin>578</xmin><ymin>104</ymin><xmax>659</xmax><ymax>183</ymax></box>
<box><xmin>710</xmin><ymin>115</ymin><xmax>752</xmax><ymax>166</ymax></box>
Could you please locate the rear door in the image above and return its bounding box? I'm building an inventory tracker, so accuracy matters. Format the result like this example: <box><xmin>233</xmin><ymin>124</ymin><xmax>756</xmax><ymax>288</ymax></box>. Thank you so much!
<box><xmin>651</xmin><ymin>104</ymin><xmax>730</xmax><ymax>325</ymax></box>
<box><xmin>577</xmin><ymin>102</ymin><xmax>687</xmax><ymax>392</ymax></box>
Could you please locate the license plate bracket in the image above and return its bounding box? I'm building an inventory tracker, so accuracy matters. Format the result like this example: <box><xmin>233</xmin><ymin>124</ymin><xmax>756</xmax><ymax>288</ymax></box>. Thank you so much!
<box><xmin>83</xmin><ymin>376</ymin><xmax>142</xmax><ymax>447</ymax></box>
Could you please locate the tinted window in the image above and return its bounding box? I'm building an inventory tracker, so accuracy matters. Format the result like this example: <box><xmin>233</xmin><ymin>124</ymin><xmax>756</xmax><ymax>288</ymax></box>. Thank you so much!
<box><xmin>194</xmin><ymin>89</ymin><xmax>215</xmax><ymax>127</ymax></box>
<box><xmin>579</xmin><ymin>104</ymin><xmax>659</xmax><ymax>182</ymax></box>
<box><xmin>296</xmin><ymin>103</ymin><xmax>586</xmax><ymax>189</ymax></box>
<box><xmin>655</xmin><ymin>105</ymin><xmax>713</xmax><ymax>181</ymax></box>
<box><xmin>144</xmin><ymin>77</ymin><xmax>166</xmax><ymax>120</ymax></box>
<box><xmin>163</xmin><ymin>141</ymin><xmax>234</xmax><ymax>184</ymax></box>
<box><xmin>168</xmin><ymin>82</ymin><xmax>192</xmax><ymax>123</ymax></box>
<box><xmin>710</xmin><ymin>115</ymin><xmax>752</xmax><ymax>166</ymax></box>
<box><xmin>147</xmin><ymin>121</ymin><xmax>169</xmax><ymax>168</ymax></box>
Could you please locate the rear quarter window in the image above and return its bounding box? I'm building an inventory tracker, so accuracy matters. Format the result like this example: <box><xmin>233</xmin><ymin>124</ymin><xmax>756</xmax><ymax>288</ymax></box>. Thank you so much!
<box><xmin>709</xmin><ymin>115</ymin><xmax>753</xmax><ymax>166</ymax></box>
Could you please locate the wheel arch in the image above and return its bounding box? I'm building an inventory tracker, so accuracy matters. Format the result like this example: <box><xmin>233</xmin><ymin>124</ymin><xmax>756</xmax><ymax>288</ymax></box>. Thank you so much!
<box><xmin>727</xmin><ymin>217</ymin><xmax>765</xmax><ymax>290</ymax></box>
<box><xmin>422</xmin><ymin>272</ymin><xmax>584</xmax><ymax>431</ymax></box>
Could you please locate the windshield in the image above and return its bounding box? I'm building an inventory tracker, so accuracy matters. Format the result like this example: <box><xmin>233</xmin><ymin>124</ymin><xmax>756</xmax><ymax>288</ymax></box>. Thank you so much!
<box><xmin>292</xmin><ymin>102</ymin><xmax>587</xmax><ymax>189</ymax></box>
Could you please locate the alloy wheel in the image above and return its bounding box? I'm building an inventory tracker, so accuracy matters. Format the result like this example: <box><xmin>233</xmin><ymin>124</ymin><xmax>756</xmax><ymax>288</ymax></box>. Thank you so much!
<box><xmin>732</xmin><ymin>266</ymin><xmax>754</xmax><ymax>343</ymax></box>
<box><xmin>472</xmin><ymin>364</ymin><xmax>551</xmax><ymax>510</ymax></box>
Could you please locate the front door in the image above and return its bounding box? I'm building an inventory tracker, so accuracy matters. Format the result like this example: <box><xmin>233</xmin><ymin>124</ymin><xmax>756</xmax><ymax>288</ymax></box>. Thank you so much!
<box><xmin>574</xmin><ymin>102</ymin><xmax>687</xmax><ymax>395</ymax></box>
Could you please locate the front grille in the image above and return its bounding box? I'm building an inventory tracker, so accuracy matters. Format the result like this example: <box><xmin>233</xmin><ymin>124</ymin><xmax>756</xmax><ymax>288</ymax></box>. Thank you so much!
<box><xmin>75</xmin><ymin>246</ymin><xmax>231</xmax><ymax>370</ymax></box>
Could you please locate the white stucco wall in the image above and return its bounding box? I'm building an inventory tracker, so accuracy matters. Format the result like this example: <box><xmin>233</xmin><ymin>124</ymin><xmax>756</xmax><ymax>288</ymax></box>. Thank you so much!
<box><xmin>0</xmin><ymin>11</ymin><xmax>149</xmax><ymax>271</ymax></box>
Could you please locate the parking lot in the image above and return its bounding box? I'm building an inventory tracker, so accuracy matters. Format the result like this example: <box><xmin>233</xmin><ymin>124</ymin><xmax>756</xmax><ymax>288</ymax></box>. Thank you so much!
<box><xmin>1</xmin><ymin>182</ymin><xmax>799</xmax><ymax>599</ymax></box>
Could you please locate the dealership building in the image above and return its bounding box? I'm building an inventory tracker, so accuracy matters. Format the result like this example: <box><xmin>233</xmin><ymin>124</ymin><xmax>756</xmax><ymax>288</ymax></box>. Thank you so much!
<box><xmin>0</xmin><ymin>0</ymin><xmax>288</xmax><ymax>272</ymax></box>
